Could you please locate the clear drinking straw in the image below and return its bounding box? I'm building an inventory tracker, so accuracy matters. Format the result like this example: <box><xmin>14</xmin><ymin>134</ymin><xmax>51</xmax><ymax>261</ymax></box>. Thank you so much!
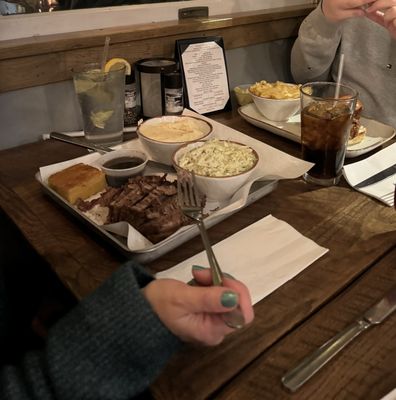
<box><xmin>334</xmin><ymin>53</ymin><xmax>345</xmax><ymax>99</ymax></box>
<box><xmin>100</xmin><ymin>36</ymin><xmax>111</xmax><ymax>72</ymax></box>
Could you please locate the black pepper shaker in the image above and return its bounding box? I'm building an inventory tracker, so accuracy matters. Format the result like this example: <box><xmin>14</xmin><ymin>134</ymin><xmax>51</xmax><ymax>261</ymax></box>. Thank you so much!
<box><xmin>124</xmin><ymin>69</ymin><xmax>139</xmax><ymax>127</ymax></box>
<box><xmin>163</xmin><ymin>72</ymin><xmax>184</xmax><ymax>115</ymax></box>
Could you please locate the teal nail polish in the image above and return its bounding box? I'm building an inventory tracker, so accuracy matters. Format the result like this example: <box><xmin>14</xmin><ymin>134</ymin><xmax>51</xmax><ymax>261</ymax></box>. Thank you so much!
<box><xmin>192</xmin><ymin>265</ymin><xmax>207</xmax><ymax>271</ymax></box>
<box><xmin>221</xmin><ymin>291</ymin><xmax>238</xmax><ymax>308</ymax></box>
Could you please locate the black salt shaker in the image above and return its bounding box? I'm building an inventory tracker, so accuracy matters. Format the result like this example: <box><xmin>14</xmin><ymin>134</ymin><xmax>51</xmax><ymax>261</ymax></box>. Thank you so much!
<box><xmin>124</xmin><ymin>69</ymin><xmax>139</xmax><ymax>127</ymax></box>
<box><xmin>163</xmin><ymin>72</ymin><xmax>184</xmax><ymax>115</ymax></box>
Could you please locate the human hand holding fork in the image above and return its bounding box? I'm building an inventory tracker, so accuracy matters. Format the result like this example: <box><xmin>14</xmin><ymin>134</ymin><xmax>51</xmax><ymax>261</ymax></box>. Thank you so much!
<box><xmin>177</xmin><ymin>171</ymin><xmax>247</xmax><ymax>329</ymax></box>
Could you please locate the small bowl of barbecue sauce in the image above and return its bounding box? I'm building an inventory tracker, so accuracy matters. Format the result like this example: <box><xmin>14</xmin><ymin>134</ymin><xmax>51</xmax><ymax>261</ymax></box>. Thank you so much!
<box><xmin>97</xmin><ymin>149</ymin><xmax>148</xmax><ymax>187</ymax></box>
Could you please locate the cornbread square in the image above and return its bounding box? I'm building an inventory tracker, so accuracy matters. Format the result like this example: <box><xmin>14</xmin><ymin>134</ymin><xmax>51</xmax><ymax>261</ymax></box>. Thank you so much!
<box><xmin>48</xmin><ymin>163</ymin><xmax>106</xmax><ymax>204</ymax></box>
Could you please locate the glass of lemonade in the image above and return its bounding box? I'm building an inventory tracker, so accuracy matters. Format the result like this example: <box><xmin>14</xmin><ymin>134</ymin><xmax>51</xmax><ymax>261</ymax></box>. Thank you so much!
<box><xmin>300</xmin><ymin>82</ymin><xmax>358</xmax><ymax>186</ymax></box>
<box><xmin>73</xmin><ymin>63</ymin><xmax>126</xmax><ymax>145</ymax></box>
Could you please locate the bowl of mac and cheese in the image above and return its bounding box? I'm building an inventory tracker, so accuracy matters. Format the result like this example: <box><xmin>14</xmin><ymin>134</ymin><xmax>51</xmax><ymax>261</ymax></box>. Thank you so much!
<box><xmin>249</xmin><ymin>80</ymin><xmax>301</xmax><ymax>121</ymax></box>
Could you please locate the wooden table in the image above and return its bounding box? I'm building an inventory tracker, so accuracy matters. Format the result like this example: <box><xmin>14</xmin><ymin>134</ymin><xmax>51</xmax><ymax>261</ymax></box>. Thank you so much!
<box><xmin>0</xmin><ymin>110</ymin><xmax>395</xmax><ymax>399</ymax></box>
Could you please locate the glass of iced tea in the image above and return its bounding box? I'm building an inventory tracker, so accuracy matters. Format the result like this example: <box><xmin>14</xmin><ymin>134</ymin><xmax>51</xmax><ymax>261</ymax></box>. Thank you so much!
<box><xmin>300</xmin><ymin>82</ymin><xmax>358</xmax><ymax>186</ymax></box>
<box><xmin>73</xmin><ymin>63</ymin><xmax>126</xmax><ymax>145</ymax></box>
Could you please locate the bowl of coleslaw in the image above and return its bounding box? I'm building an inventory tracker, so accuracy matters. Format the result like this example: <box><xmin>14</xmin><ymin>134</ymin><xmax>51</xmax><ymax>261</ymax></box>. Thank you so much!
<box><xmin>173</xmin><ymin>139</ymin><xmax>259</xmax><ymax>202</ymax></box>
<box><xmin>249</xmin><ymin>80</ymin><xmax>301</xmax><ymax>121</ymax></box>
<box><xmin>137</xmin><ymin>115</ymin><xmax>213</xmax><ymax>165</ymax></box>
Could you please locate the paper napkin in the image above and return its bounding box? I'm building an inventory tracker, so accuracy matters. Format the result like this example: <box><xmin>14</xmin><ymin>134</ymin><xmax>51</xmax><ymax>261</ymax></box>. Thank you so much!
<box><xmin>343</xmin><ymin>143</ymin><xmax>396</xmax><ymax>207</ymax></box>
<box><xmin>156</xmin><ymin>215</ymin><xmax>328</xmax><ymax>305</ymax></box>
<box><xmin>380</xmin><ymin>389</ymin><xmax>396</xmax><ymax>400</ymax></box>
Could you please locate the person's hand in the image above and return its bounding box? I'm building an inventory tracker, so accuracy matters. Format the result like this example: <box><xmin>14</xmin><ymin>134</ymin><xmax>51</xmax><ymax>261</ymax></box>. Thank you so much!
<box><xmin>142</xmin><ymin>266</ymin><xmax>254</xmax><ymax>346</ymax></box>
<box><xmin>321</xmin><ymin>0</ymin><xmax>373</xmax><ymax>22</ymax></box>
<box><xmin>365</xmin><ymin>0</ymin><xmax>396</xmax><ymax>38</ymax></box>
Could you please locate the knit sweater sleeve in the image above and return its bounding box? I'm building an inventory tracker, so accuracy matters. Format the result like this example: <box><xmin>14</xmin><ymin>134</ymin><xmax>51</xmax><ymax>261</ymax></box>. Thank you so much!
<box><xmin>291</xmin><ymin>4</ymin><xmax>343</xmax><ymax>83</ymax></box>
<box><xmin>0</xmin><ymin>261</ymin><xmax>181</xmax><ymax>400</ymax></box>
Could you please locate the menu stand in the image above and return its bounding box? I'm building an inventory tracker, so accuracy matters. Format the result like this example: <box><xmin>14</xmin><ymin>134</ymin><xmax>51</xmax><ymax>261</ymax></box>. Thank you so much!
<box><xmin>175</xmin><ymin>36</ymin><xmax>232</xmax><ymax>115</ymax></box>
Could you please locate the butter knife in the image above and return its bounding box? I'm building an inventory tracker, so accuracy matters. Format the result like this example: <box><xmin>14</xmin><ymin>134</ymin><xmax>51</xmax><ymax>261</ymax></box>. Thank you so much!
<box><xmin>49</xmin><ymin>131</ymin><xmax>174</xmax><ymax>172</ymax></box>
<box><xmin>355</xmin><ymin>163</ymin><xmax>396</xmax><ymax>188</ymax></box>
<box><xmin>282</xmin><ymin>286</ymin><xmax>396</xmax><ymax>392</ymax></box>
<box><xmin>49</xmin><ymin>131</ymin><xmax>113</xmax><ymax>153</ymax></box>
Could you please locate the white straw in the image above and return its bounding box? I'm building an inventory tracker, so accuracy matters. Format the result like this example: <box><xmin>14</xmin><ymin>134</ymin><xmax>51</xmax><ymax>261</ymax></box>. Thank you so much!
<box><xmin>100</xmin><ymin>36</ymin><xmax>111</xmax><ymax>72</ymax></box>
<box><xmin>335</xmin><ymin>53</ymin><xmax>345</xmax><ymax>99</ymax></box>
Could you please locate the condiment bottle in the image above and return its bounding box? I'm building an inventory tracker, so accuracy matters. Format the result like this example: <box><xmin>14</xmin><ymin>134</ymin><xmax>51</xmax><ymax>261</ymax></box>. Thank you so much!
<box><xmin>135</xmin><ymin>58</ymin><xmax>178</xmax><ymax>119</ymax></box>
<box><xmin>164</xmin><ymin>72</ymin><xmax>184</xmax><ymax>115</ymax></box>
<box><xmin>124</xmin><ymin>69</ymin><xmax>139</xmax><ymax>127</ymax></box>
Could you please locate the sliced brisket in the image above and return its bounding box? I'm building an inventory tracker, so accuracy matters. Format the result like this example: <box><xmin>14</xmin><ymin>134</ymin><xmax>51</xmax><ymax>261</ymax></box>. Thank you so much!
<box><xmin>77</xmin><ymin>174</ymin><xmax>191</xmax><ymax>243</ymax></box>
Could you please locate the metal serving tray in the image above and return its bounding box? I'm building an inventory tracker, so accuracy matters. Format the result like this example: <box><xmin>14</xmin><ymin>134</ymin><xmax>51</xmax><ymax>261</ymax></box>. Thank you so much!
<box><xmin>36</xmin><ymin>171</ymin><xmax>277</xmax><ymax>263</ymax></box>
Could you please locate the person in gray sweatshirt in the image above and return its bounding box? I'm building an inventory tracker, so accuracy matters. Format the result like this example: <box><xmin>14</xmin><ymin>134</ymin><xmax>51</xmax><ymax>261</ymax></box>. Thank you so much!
<box><xmin>291</xmin><ymin>0</ymin><xmax>396</xmax><ymax>128</ymax></box>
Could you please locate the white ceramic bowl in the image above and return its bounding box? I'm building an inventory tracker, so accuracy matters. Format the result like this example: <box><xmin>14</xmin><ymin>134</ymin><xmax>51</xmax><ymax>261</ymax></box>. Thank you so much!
<box><xmin>137</xmin><ymin>115</ymin><xmax>213</xmax><ymax>165</ymax></box>
<box><xmin>233</xmin><ymin>84</ymin><xmax>253</xmax><ymax>106</ymax></box>
<box><xmin>95</xmin><ymin>149</ymin><xmax>148</xmax><ymax>186</ymax></box>
<box><xmin>249</xmin><ymin>87</ymin><xmax>300</xmax><ymax>122</ymax></box>
<box><xmin>173</xmin><ymin>140</ymin><xmax>259</xmax><ymax>202</ymax></box>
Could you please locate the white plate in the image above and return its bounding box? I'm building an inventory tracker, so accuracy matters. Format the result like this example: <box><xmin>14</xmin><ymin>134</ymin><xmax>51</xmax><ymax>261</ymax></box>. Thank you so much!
<box><xmin>238</xmin><ymin>103</ymin><xmax>396</xmax><ymax>158</ymax></box>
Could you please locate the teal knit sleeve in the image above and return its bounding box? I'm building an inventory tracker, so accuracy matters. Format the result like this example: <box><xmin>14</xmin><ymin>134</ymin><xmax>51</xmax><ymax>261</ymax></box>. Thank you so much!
<box><xmin>0</xmin><ymin>261</ymin><xmax>181</xmax><ymax>400</ymax></box>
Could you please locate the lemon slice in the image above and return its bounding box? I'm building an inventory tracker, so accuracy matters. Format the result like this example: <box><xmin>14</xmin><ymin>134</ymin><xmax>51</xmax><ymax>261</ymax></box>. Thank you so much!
<box><xmin>74</xmin><ymin>79</ymin><xmax>97</xmax><ymax>94</ymax></box>
<box><xmin>90</xmin><ymin>110</ymin><xmax>114</xmax><ymax>128</ymax></box>
<box><xmin>104</xmin><ymin>58</ymin><xmax>131</xmax><ymax>75</ymax></box>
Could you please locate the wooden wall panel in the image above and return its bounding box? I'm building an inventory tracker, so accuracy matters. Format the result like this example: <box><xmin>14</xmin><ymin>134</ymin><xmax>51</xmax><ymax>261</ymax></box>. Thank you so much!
<box><xmin>0</xmin><ymin>5</ymin><xmax>312</xmax><ymax>93</ymax></box>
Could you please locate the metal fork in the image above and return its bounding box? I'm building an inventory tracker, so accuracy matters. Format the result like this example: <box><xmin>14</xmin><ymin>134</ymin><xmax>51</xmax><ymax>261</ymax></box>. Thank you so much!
<box><xmin>177</xmin><ymin>171</ymin><xmax>245</xmax><ymax>329</ymax></box>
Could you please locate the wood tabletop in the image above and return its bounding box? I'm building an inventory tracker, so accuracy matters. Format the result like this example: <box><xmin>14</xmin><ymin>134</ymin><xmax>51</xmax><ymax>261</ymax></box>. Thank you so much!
<box><xmin>0</xmin><ymin>109</ymin><xmax>395</xmax><ymax>399</ymax></box>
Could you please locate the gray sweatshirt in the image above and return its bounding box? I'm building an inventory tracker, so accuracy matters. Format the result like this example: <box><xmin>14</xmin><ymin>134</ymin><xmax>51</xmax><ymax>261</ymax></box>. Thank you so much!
<box><xmin>291</xmin><ymin>5</ymin><xmax>396</xmax><ymax>128</ymax></box>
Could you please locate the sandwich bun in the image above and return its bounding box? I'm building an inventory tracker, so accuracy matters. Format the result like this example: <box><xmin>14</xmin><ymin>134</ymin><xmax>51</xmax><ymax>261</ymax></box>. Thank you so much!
<box><xmin>348</xmin><ymin>99</ymin><xmax>366</xmax><ymax>146</ymax></box>
<box><xmin>348</xmin><ymin>124</ymin><xmax>367</xmax><ymax>145</ymax></box>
